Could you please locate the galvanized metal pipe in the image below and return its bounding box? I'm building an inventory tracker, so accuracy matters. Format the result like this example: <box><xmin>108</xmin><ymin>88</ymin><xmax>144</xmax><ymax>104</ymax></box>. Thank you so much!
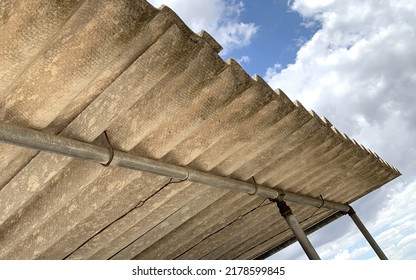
<box><xmin>0</xmin><ymin>122</ymin><xmax>350</xmax><ymax>212</ymax></box>
<box><xmin>255</xmin><ymin>211</ymin><xmax>346</xmax><ymax>260</ymax></box>
<box><xmin>348</xmin><ymin>207</ymin><xmax>388</xmax><ymax>260</ymax></box>
<box><xmin>274</xmin><ymin>199</ymin><xmax>321</xmax><ymax>260</ymax></box>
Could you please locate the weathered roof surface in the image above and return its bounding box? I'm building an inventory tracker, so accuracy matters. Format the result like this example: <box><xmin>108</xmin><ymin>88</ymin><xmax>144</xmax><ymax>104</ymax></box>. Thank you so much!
<box><xmin>0</xmin><ymin>0</ymin><xmax>400</xmax><ymax>260</ymax></box>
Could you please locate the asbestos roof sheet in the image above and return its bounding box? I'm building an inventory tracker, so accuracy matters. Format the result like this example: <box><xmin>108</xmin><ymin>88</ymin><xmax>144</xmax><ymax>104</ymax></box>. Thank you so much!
<box><xmin>0</xmin><ymin>0</ymin><xmax>400</xmax><ymax>260</ymax></box>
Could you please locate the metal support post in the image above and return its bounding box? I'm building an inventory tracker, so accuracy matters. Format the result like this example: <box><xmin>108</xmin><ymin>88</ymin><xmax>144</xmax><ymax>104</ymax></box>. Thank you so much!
<box><xmin>273</xmin><ymin>198</ymin><xmax>321</xmax><ymax>260</ymax></box>
<box><xmin>348</xmin><ymin>207</ymin><xmax>388</xmax><ymax>260</ymax></box>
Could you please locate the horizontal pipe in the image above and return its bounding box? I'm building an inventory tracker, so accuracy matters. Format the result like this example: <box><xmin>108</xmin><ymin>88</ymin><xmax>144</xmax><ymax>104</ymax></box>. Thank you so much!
<box><xmin>0</xmin><ymin>122</ymin><xmax>350</xmax><ymax>212</ymax></box>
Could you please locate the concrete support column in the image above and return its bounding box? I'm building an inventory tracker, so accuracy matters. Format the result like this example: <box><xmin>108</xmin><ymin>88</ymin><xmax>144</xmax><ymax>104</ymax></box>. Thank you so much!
<box><xmin>274</xmin><ymin>199</ymin><xmax>321</xmax><ymax>260</ymax></box>
<box><xmin>348</xmin><ymin>207</ymin><xmax>388</xmax><ymax>260</ymax></box>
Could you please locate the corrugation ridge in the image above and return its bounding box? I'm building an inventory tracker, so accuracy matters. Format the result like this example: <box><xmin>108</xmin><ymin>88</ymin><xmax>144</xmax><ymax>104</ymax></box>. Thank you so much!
<box><xmin>77</xmin><ymin>182</ymin><xmax>214</xmax><ymax>260</ymax></box>
<box><xmin>327</xmin><ymin>160</ymin><xmax>399</xmax><ymax>204</ymax></box>
<box><xmin>235</xmin><ymin>208</ymin><xmax>334</xmax><ymax>260</ymax></box>
<box><xmin>190</xmin><ymin>99</ymin><xmax>289</xmax><ymax>172</ymax></box>
<box><xmin>285</xmin><ymin>140</ymin><xmax>363</xmax><ymax>197</ymax></box>
<box><xmin>257</xmin><ymin>116</ymin><xmax>337</xmax><ymax>187</ymax></box>
<box><xmin>0</xmin><ymin>0</ymin><xmax>162</xmax><ymax>191</ymax></box>
<box><xmin>161</xmin><ymin>60</ymin><xmax>252</xmax><ymax>166</ymax></box>
<box><xmin>0</xmin><ymin>23</ymin><xmax>194</xmax><ymax>234</ymax></box>
<box><xmin>181</xmin><ymin>204</ymin><xmax>278</xmax><ymax>260</ymax></box>
<box><xmin>308</xmin><ymin>150</ymin><xmax>380</xmax><ymax>200</ymax></box>
<box><xmin>39</xmin><ymin>174</ymin><xmax>172</xmax><ymax>259</ymax></box>
<box><xmin>0</xmin><ymin>0</ymin><xmax>88</xmax><ymax>187</ymax></box>
<box><xmin>112</xmin><ymin>185</ymin><xmax>227</xmax><ymax>260</ymax></box>
<box><xmin>62</xmin><ymin>24</ymin><xmax>198</xmax><ymax>141</ymax></box>
<box><xmin>188</xmin><ymin>76</ymin><xmax>290</xmax><ymax>172</ymax></box>
<box><xmin>0</xmin><ymin>147</ymin><xmax>38</xmax><ymax>191</ymax></box>
<box><xmin>265</xmin><ymin>126</ymin><xmax>342</xmax><ymax>194</ymax></box>
<box><xmin>66</xmin><ymin>69</ymin><xmax>284</xmax><ymax>260</ymax></box>
<box><xmin>0</xmin><ymin>160</ymin><xmax>107</xmax><ymax>258</ymax></box>
<box><xmin>135</xmin><ymin>192</ymin><xmax>262</xmax><ymax>259</ymax></box>
<box><xmin>223</xmin><ymin>104</ymin><xmax>313</xmax><ymax>181</ymax></box>
<box><xmin>269</xmin><ymin>122</ymin><xmax>368</xmax><ymax>192</ymax></box>
<box><xmin>118</xmin><ymin>89</ymin><xmax>304</xmax><ymax>258</ymax></box>
<box><xmin>330</xmin><ymin>140</ymin><xmax>398</xmax><ymax>195</ymax></box>
<box><xmin>152</xmin><ymin>4</ymin><xmax>222</xmax><ymax>53</ymax></box>
<box><xmin>239</xmin><ymin>110</ymin><xmax>322</xmax><ymax>184</ymax></box>
<box><xmin>0</xmin><ymin>18</ymin><xmax>206</xmax><ymax>260</ymax></box>
<box><xmin>211</xmin><ymin>91</ymin><xmax>296</xmax><ymax>176</ymax></box>
<box><xmin>223</xmin><ymin>206</ymin><xmax>331</xmax><ymax>260</ymax></box>
<box><xmin>0</xmin><ymin>0</ymin><xmax>87</xmax><ymax>95</ymax></box>
<box><xmin>175</xmin><ymin>194</ymin><xmax>312</xmax><ymax>259</ymax></box>
<box><xmin>117</xmin><ymin>59</ymin><xmax>234</xmax><ymax>159</ymax></box>
<box><xmin>65</xmin><ymin>178</ymin><xmax>192</xmax><ymax>260</ymax></box>
<box><xmin>35</xmin><ymin>38</ymin><xmax>254</xmax><ymax>260</ymax></box>
<box><xmin>10</xmin><ymin>10</ymin><xmax>231</xmax><ymax>260</ymax></box>
<box><xmin>45</xmin><ymin>5</ymin><xmax>169</xmax><ymax>134</ymax></box>
<box><xmin>108</xmin><ymin>42</ymin><xmax>226</xmax><ymax>156</ymax></box>
<box><xmin>2</xmin><ymin>167</ymin><xmax>146</xmax><ymax>259</ymax></box>
<box><xmin>2</xmin><ymin>0</ymin><xmax>156</xmax><ymax>129</ymax></box>
<box><xmin>162</xmin><ymin>87</ymin><xmax>258</xmax><ymax>166</ymax></box>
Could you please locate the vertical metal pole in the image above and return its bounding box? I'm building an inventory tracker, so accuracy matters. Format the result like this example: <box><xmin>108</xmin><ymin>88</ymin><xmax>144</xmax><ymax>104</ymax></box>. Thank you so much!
<box><xmin>274</xmin><ymin>199</ymin><xmax>321</xmax><ymax>260</ymax></box>
<box><xmin>348</xmin><ymin>207</ymin><xmax>388</xmax><ymax>260</ymax></box>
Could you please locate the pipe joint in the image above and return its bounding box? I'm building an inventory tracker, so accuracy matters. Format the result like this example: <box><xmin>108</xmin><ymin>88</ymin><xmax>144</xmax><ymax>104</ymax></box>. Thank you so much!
<box><xmin>347</xmin><ymin>205</ymin><xmax>356</xmax><ymax>216</ymax></box>
<box><xmin>274</xmin><ymin>199</ymin><xmax>292</xmax><ymax>217</ymax></box>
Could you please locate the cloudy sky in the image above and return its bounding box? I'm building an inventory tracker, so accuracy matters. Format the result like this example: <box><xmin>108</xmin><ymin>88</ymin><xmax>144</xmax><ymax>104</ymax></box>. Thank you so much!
<box><xmin>148</xmin><ymin>0</ymin><xmax>416</xmax><ymax>260</ymax></box>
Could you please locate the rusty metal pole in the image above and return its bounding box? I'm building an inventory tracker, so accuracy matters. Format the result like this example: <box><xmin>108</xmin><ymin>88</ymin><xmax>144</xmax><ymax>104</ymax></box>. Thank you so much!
<box><xmin>348</xmin><ymin>207</ymin><xmax>388</xmax><ymax>260</ymax></box>
<box><xmin>273</xmin><ymin>198</ymin><xmax>321</xmax><ymax>260</ymax></box>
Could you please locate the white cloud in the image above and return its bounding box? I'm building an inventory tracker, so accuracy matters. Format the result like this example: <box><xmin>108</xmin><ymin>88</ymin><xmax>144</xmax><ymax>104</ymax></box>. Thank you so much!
<box><xmin>266</xmin><ymin>1</ymin><xmax>416</xmax><ymax>153</ymax></box>
<box><xmin>265</xmin><ymin>63</ymin><xmax>282</xmax><ymax>81</ymax></box>
<box><xmin>333</xmin><ymin>246</ymin><xmax>371</xmax><ymax>260</ymax></box>
<box><xmin>266</xmin><ymin>0</ymin><xmax>416</xmax><ymax>260</ymax></box>
<box><xmin>237</xmin><ymin>55</ymin><xmax>250</xmax><ymax>64</ymax></box>
<box><xmin>148</xmin><ymin>0</ymin><xmax>258</xmax><ymax>54</ymax></box>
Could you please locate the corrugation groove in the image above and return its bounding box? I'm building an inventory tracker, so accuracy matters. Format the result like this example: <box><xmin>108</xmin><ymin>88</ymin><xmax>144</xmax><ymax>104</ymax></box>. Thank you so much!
<box><xmin>0</xmin><ymin>0</ymin><xmax>400</xmax><ymax>260</ymax></box>
<box><xmin>178</xmin><ymin>202</ymin><xmax>280</xmax><ymax>260</ymax></box>
<box><xmin>110</xmin><ymin>185</ymin><xmax>228</xmax><ymax>260</ymax></box>
<box><xmin>66</xmin><ymin>177</ymin><xmax>189</xmax><ymax>260</ymax></box>
<box><xmin>166</xmin><ymin>196</ymin><xmax>272</xmax><ymax>260</ymax></box>
<box><xmin>230</xmin><ymin>206</ymin><xmax>333</xmax><ymax>259</ymax></box>
<box><xmin>208</xmin><ymin>203</ymin><xmax>318</xmax><ymax>260</ymax></box>
<box><xmin>135</xmin><ymin>192</ymin><xmax>263</xmax><ymax>259</ymax></box>
<box><xmin>58</xmin><ymin>176</ymin><xmax>180</xmax><ymax>260</ymax></box>
<box><xmin>234</xmin><ymin>208</ymin><xmax>334</xmax><ymax>260</ymax></box>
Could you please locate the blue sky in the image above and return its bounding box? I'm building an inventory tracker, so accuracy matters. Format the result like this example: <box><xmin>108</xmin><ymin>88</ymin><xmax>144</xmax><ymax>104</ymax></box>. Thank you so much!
<box><xmin>148</xmin><ymin>0</ymin><xmax>416</xmax><ymax>260</ymax></box>
<box><xmin>224</xmin><ymin>0</ymin><xmax>318</xmax><ymax>74</ymax></box>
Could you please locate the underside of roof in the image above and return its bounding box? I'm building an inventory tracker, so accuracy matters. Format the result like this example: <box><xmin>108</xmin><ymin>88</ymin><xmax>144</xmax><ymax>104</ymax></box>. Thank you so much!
<box><xmin>0</xmin><ymin>0</ymin><xmax>400</xmax><ymax>260</ymax></box>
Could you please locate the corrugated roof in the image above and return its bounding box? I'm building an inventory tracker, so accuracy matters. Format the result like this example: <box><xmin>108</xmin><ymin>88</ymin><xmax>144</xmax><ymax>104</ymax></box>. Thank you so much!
<box><xmin>0</xmin><ymin>0</ymin><xmax>400</xmax><ymax>259</ymax></box>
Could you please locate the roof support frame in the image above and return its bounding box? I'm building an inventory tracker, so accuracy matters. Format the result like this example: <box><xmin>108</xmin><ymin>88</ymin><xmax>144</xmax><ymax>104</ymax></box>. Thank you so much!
<box><xmin>0</xmin><ymin>122</ymin><xmax>389</xmax><ymax>260</ymax></box>
<box><xmin>348</xmin><ymin>207</ymin><xmax>388</xmax><ymax>260</ymax></box>
<box><xmin>273</xmin><ymin>198</ymin><xmax>321</xmax><ymax>260</ymax></box>
<box><xmin>0</xmin><ymin>122</ymin><xmax>350</xmax><ymax>212</ymax></box>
